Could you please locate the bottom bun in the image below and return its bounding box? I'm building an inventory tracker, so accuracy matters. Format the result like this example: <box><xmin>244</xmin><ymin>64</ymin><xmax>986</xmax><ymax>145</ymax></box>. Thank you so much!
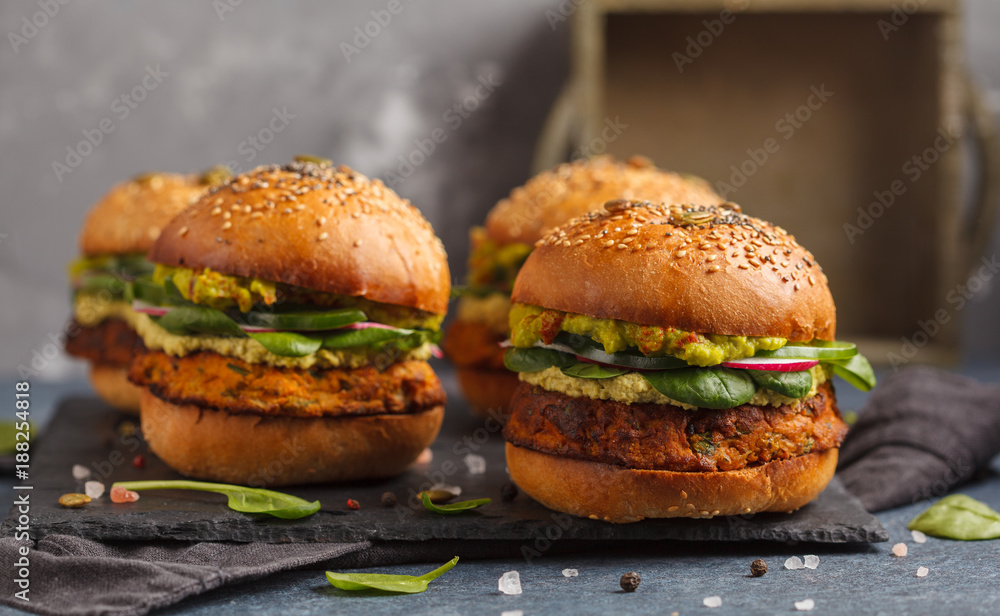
<box><xmin>506</xmin><ymin>443</ymin><xmax>838</xmax><ymax>523</ymax></box>
<box><xmin>456</xmin><ymin>367</ymin><xmax>520</xmax><ymax>418</ymax></box>
<box><xmin>90</xmin><ymin>364</ymin><xmax>142</xmax><ymax>414</ymax></box>
<box><xmin>140</xmin><ymin>389</ymin><xmax>444</xmax><ymax>487</ymax></box>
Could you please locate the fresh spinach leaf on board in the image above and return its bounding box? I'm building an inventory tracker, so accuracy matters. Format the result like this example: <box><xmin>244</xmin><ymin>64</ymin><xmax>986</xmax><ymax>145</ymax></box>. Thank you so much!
<box><xmin>908</xmin><ymin>494</ymin><xmax>1000</xmax><ymax>540</ymax></box>
<box><xmin>326</xmin><ymin>556</ymin><xmax>459</xmax><ymax>594</ymax></box>
<box><xmin>560</xmin><ymin>363</ymin><xmax>629</xmax><ymax>379</ymax></box>
<box><xmin>421</xmin><ymin>492</ymin><xmax>491</xmax><ymax>514</ymax></box>
<box><xmin>746</xmin><ymin>369</ymin><xmax>813</xmax><ymax>398</ymax></box>
<box><xmin>112</xmin><ymin>480</ymin><xmax>321</xmax><ymax>519</ymax></box>
<box><xmin>641</xmin><ymin>367</ymin><xmax>756</xmax><ymax>409</ymax></box>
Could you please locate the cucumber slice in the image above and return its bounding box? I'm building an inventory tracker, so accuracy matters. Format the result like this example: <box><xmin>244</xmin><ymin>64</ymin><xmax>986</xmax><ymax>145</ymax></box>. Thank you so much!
<box><xmin>322</xmin><ymin>327</ymin><xmax>409</xmax><ymax>349</ymax></box>
<box><xmin>241</xmin><ymin>308</ymin><xmax>366</xmax><ymax>332</ymax></box>
<box><xmin>754</xmin><ymin>341</ymin><xmax>858</xmax><ymax>360</ymax></box>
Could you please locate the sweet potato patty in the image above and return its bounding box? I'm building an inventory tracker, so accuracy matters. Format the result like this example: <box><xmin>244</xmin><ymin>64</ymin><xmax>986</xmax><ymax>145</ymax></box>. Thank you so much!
<box><xmin>128</xmin><ymin>350</ymin><xmax>446</xmax><ymax>418</ymax></box>
<box><xmin>64</xmin><ymin>318</ymin><xmax>140</xmax><ymax>366</ymax></box>
<box><xmin>503</xmin><ymin>382</ymin><xmax>846</xmax><ymax>472</ymax></box>
<box><xmin>442</xmin><ymin>318</ymin><xmax>507</xmax><ymax>369</ymax></box>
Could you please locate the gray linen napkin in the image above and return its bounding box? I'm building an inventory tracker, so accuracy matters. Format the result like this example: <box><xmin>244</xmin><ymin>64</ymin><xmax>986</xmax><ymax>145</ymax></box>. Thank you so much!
<box><xmin>837</xmin><ymin>366</ymin><xmax>1000</xmax><ymax>512</ymax></box>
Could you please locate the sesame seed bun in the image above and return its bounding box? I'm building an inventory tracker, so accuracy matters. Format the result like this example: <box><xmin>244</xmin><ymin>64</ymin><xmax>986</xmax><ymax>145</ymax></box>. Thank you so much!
<box><xmin>88</xmin><ymin>364</ymin><xmax>142</xmax><ymax>414</ymax></box>
<box><xmin>80</xmin><ymin>173</ymin><xmax>212</xmax><ymax>256</ymax></box>
<box><xmin>512</xmin><ymin>201</ymin><xmax>836</xmax><ymax>341</ymax></box>
<box><xmin>139</xmin><ymin>389</ymin><xmax>444</xmax><ymax>486</ymax></box>
<box><xmin>506</xmin><ymin>443</ymin><xmax>838</xmax><ymax>523</ymax></box>
<box><xmin>484</xmin><ymin>156</ymin><xmax>723</xmax><ymax>246</ymax></box>
<box><xmin>149</xmin><ymin>161</ymin><xmax>450</xmax><ymax>315</ymax></box>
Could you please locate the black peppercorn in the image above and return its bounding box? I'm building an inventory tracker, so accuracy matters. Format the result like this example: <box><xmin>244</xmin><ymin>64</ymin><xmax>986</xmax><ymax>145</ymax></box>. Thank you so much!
<box><xmin>750</xmin><ymin>559</ymin><xmax>767</xmax><ymax>577</ymax></box>
<box><xmin>500</xmin><ymin>482</ymin><xmax>518</xmax><ymax>502</ymax></box>
<box><xmin>381</xmin><ymin>491</ymin><xmax>397</xmax><ymax>507</ymax></box>
<box><xmin>620</xmin><ymin>571</ymin><xmax>640</xmax><ymax>592</ymax></box>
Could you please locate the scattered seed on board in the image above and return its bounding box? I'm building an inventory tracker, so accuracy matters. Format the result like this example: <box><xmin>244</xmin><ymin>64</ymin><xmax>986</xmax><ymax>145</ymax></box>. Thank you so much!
<box><xmin>619</xmin><ymin>571</ymin><xmax>640</xmax><ymax>592</ymax></box>
<box><xmin>750</xmin><ymin>559</ymin><xmax>767</xmax><ymax>577</ymax></box>
<box><xmin>380</xmin><ymin>492</ymin><xmax>397</xmax><ymax>507</ymax></box>
<box><xmin>59</xmin><ymin>493</ymin><xmax>90</xmax><ymax>508</ymax></box>
<box><xmin>346</xmin><ymin>499</ymin><xmax>360</xmax><ymax>510</ymax></box>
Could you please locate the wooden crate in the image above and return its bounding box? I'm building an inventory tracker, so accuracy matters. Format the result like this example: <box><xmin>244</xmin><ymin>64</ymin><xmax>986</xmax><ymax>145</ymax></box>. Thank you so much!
<box><xmin>536</xmin><ymin>0</ymin><xmax>998</xmax><ymax>365</ymax></box>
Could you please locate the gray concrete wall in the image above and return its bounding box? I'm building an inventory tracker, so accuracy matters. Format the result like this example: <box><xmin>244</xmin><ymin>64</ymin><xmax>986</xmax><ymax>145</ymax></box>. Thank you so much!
<box><xmin>0</xmin><ymin>0</ymin><xmax>997</xmax><ymax>380</ymax></box>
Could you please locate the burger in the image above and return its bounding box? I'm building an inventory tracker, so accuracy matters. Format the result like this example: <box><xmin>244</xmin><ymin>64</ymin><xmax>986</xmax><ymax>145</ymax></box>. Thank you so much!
<box><xmin>126</xmin><ymin>158</ymin><xmax>450</xmax><ymax>486</ymax></box>
<box><xmin>443</xmin><ymin>156</ymin><xmax>723</xmax><ymax>416</ymax></box>
<box><xmin>502</xmin><ymin>200</ymin><xmax>875</xmax><ymax>522</ymax></box>
<box><xmin>65</xmin><ymin>168</ymin><xmax>229</xmax><ymax>413</ymax></box>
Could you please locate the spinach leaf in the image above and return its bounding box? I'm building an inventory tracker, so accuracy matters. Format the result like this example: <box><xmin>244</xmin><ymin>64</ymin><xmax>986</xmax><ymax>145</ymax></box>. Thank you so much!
<box><xmin>746</xmin><ymin>369</ymin><xmax>813</xmax><ymax>398</ymax></box>
<box><xmin>421</xmin><ymin>492</ymin><xmax>491</xmax><ymax>514</ymax></box>
<box><xmin>112</xmin><ymin>480</ymin><xmax>321</xmax><ymax>519</ymax></box>
<box><xmin>908</xmin><ymin>494</ymin><xmax>1000</xmax><ymax>540</ymax></box>
<box><xmin>326</xmin><ymin>556</ymin><xmax>459</xmax><ymax>594</ymax></box>
<box><xmin>503</xmin><ymin>347</ymin><xmax>574</xmax><ymax>373</ymax></box>
<box><xmin>247</xmin><ymin>332</ymin><xmax>323</xmax><ymax>357</ymax></box>
<box><xmin>825</xmin><ymin>354</ymin><xmax>876</xmax><ymax>391</ymax></box>
<box><xmin>641</xmin><ymin>368</ymin><xmax>756</xmax><ymax>409</ymax></box>
<box><xmin>560</xmin><ymin>363</ymin><xmax>629</xmax><ymax>379</ymax></box>
<box><xmin>156</xmin><ymin>306</ymin><xmax>245</xmax><ymax>337</ymax></box>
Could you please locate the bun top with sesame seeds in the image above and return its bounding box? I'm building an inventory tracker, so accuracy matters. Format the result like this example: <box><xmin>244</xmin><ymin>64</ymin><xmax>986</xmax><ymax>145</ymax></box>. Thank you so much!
<box><xmin>484</xmin><ymin>155</ymin><xmax>724</xmax><ymax>246</ymax></box>
<box><xmin>512</xmin><ymin>200</ymin><xmax>835</xmax><ymax>341</ymax></box>
<box><xmin>80</xmin><ymin>172</ymin><xmax>217</xmax><ymax>256</ymax></box>
<box><xmin>148</xmin><ymin>161</ymin><xmax>451</xmax><ymax>315</ymax></box>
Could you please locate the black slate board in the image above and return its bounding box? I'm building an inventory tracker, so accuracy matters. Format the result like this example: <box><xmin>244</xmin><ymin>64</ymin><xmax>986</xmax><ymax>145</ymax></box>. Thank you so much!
<box><xmin>3</xmin><ymin>379</ymin><xmax>887</xmax><ymax>545</ymax></box>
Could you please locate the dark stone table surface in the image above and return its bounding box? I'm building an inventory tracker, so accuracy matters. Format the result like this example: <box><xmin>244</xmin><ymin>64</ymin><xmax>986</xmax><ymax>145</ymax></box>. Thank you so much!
<box><xmin>2</xmin><ymin>362</ymin><xmax>998</xmax><ymax>615</ymax></box>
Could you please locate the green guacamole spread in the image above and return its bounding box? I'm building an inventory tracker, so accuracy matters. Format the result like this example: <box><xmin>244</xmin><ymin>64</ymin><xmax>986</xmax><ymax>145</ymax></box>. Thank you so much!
<box><xmin>509</xmin><ymin>303</ymin><xmax>786</xmax><ymax>367</ymax></box>
<box><xmin>465</xmin><ymin>227</ymin><xmax>533</xmax><ymax>293</ymax></box>
<box><xmin>154</xmin><ymin>265</ymin><xmax>443</xmax><ymax>330</ymax></box>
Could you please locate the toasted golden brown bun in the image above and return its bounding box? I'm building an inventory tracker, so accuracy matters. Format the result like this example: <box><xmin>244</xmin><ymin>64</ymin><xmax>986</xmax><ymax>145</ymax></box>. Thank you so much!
<box><xmin>513</xmin><ymin>201</ymin><xmax>836</xmax><ymax>341</ymax></box>
<box><xmin>80</xmin><ymin>173</ymin><xmax>211</xmax><ymax>256</ymax></box>
<box><xmin>456</xmin><ymin>367</ymin><xmax>519</xmax><ymax>418</ymax></box>
<box><xmin>89</xmin><ymin>364</ymin><xmax>142</xmax><ymax>414</ymax></box>
<box><xmin>506</xmin><ymin>443</ymin><xmax>838</xmax><ymax>523</ymax></box>
<box><xmin>485</xmin><ymin>156</ymin><xmax>723</xmax><ymax>246</ymax></box>
<box><xmin>140</xmin><ymin>389</ymin><xmax>444</xmax><ymax>486</ymax></box>
<box><xmin>149</xmin><ymin>161</ymin><xmax>450</xmax><ymax>315</ymax></box>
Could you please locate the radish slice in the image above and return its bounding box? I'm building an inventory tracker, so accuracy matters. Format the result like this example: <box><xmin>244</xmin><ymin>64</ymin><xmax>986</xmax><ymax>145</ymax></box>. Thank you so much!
<box><xmin>721</xmin><ymin>358</ymin><xmax>818</xmax><ymax>372</ymax></box>
<box><xmin>345</xmin><ymin>321</ymin><xmax>399</xmax><ymax>330</ymax></box>
<box><xmin>238</xmin><ymin>324</ymin><xmax>278</xmax><ymax>333</ymax></box>
<box><xmin>132</xmin><ymin>300</ymin><xmax>171</xmax><ymax>317</ymax></box>
<box><xmin>429</xmin><ymin>344</ymin><xmax>444</xmax><ymax>359</ymax></box>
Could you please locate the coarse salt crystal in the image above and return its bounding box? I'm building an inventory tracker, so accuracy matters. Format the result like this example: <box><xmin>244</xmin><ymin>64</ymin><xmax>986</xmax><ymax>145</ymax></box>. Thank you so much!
<box><xmin>562</xmin><ymin>569</ymin><xmax>578</xmax><ymax>578</ymax></box>
<box><xmin>72</xmin><ymin>465</ymin><xmax>91</xmax><ymax>480</ymax></box>
<box><xmin>501</xmin><ymin>611</ymin><xmax>524</xmax><ymax>616</ymax></box>
<box><xmin>911</xmin><ymin>530</ymin><xmax>927</xmax><ymax>544</ymax></box>
<box><xmin>795</xmin><ymin>599</ymin><xmax>815</xmax><ymax>611</ymax></box>
<box><xmin>892</xmin><ymin>543</ymin><xmax>908</xmax><ymax>557</ymax></box>
<box><xmin>464</xmin><ymin>454</ymin><xmax>486</xmax><ymax>475</ymax></box>
<box><xmin>415</xmin><ymin>448</ymin><xmax>433</xmax><ymax>464</ymax></box>
<box><xmin>109</xmin><ymin>485</ymin><xmax>139</xmax><ymax>504</ymax></box>
<box><xmin>803</xmin><ymin>555</ymin><xmax>819</xmax><ymax>569</ymax></box>
<box><xmin>784</xmin><ymin>556</ymin><xmax>805</xmax><ymax>570</ymax></box>
<box><xmin>498</xmin><ymin>571</ymin><xmax>522</xmax><ymax>595</ymax></box>
<box><xmin>703</xmin><ymin>596</ymin><xmax>722</xmax><ymax>608</ymax></box>
<box><xmin>916</xmin><ymin>566</ymin><xmax>929</xmax><ymax>578</ymax></box>
<box><xmin>84</xmin><ymin>481</ymin><xmax>105</xmax><ymax>499</ymax></box>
